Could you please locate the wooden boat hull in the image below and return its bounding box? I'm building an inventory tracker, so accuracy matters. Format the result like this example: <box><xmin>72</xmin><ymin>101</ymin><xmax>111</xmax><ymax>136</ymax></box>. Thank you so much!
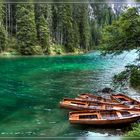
<box><xmin>111</xmin><ymin>94</ymin><xmax>140</xmax><ymax>106</ymax></box>
<box><xmin>70</xmin><ymin>115</ymin><xmax>140</xmax><ymax>125</ymax></box>
<box><xmin>69</xmin><ymin>110</ymin><xmax>140</xmax><ymax>125</ymax></box>
<box><xmin>59</xmin><ymin>98</ymin><xmax>139</xmax><ymax>111</ymax></box>
<box><xmin>75</xmin><ymin>97</ymin><xmax>122</xmax><ymax>105</ymax></box>
<box><xmin>60</xmin><ymin>102</ymin><xmax>84</xmax><ymax>110</ymax></box>
<box><xmin>60</xmin><ymin>104</ymin><xmax>132</xmax><ymax>111</ymax></box>
<box><xmin>78</xmin><ymin>93</ymin><xmax>119</xmax><ymax>103</ymax></box>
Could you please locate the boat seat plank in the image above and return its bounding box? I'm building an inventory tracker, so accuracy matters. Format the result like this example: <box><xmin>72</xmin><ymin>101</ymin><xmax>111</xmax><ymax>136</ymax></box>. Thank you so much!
<box><xmin>116</xmin><ymin>112</ymin><xmax>122</xmax><ymax>118</ymax></box>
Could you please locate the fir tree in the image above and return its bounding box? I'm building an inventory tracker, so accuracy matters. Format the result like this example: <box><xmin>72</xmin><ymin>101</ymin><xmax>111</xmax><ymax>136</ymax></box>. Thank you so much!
<box><xmin>73</xmin><ymin>21</ymin><xmax>80</xmax><ymax>50</ymax></box>
<box><xmin>62</xmin><ymin>4</ymin><xmax>75</xmax><ymax>52</ymax></box>
<box><xmin>78</xmin><ymin>3</ymin><xmax>90</xmax><ymax>51</ymax></box>
<box><xmin>0</xmin><ymin>1</ymin><xmax>7</xmax><ymax>52</ymax></box>
<box><xmin>35</xmin><ymin>4</ymin><xmax>50</xmax><ymax>54</ymax></box>
<box><xmin>52</xmin><ymin>2</ymin><xmax>64</xmax><ymax>45</ymax></box>
<box><xmin>16</xmin><ymin>2</ymin><xmax>39</xmax><ymax>55</ymax></box>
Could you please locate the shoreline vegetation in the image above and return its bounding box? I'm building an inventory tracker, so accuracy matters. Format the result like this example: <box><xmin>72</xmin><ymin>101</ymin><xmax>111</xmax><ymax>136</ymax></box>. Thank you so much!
<box><xmin>0</xmin><ymin>48</ymin><xmax>86</xmax><ymax>57</ymax></box>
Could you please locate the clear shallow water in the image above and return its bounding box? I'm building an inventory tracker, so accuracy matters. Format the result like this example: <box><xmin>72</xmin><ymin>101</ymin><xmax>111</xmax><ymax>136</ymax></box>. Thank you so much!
<box><xmin>0</xmin><ymin>51</ymin><xmax>139</xmax><ymax>138</ymax></box>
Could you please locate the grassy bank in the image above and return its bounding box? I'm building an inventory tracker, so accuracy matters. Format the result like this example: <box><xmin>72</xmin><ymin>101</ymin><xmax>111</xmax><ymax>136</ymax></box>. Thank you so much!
<box><xmin>0</xmin><ymin>45</ymin><xmax>85</xmax><ymax>57</ymax></box>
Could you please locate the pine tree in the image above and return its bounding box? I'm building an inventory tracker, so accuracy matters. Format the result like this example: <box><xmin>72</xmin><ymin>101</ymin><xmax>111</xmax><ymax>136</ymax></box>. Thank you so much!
<box><xmin>62</xmin><ymin>4</ymin><xmax>75</xmax><ymax>52</ymax></box>
<box><xmin>73</xmin><ymin>20</ymin><xmax>80</xmax><ymax>50</ymax></box>
<box><xmin>0</xmin><ymin>1</ymin><xmax>7</xmax><ymax>52</ymax></box>
<box><xmin>90</xmin><ymin>1</ymin><xmax>116</xmax><ymax>47</ymax></box>
<box><xmin>52</xmin><ymin>2</ymin><xmax>64</xmax><ymax>45</ymax></box>
<box><xmin>78</xmin><ymin>3</ymin><xmax>90</xmax><ymax>51</ymax></box>
<box><xmin>52</xmin><ymin>2</ymin><xmax>75</xmax><ymax>52</ymax></box>
<box><xmin>16</xmin><ymin>2</ymin><xmax>39</xmax><ymax>55</ymax></box>
<box><xmin>35</xmin><ymin>4</ymin><xmax>50</xmax><ymax>54</ymax></box>
<box><xmin>72</xmin><ymin>4</ymin><xmax>80</xmax><ymax>49</ymax></box>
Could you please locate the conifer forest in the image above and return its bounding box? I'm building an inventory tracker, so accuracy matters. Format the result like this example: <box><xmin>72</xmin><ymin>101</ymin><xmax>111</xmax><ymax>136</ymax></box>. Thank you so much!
<box><xmin>0</xmin><ymin>0</ymin><xmax>138</xmax><ymax>55</ymax></box>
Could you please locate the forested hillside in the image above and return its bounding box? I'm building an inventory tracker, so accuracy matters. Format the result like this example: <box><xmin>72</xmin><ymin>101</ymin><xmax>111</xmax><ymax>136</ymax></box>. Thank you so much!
<box><xmin>0</xmin><ymin>0</ymin><xmax>138</xmax><ymax>55</ymax></box>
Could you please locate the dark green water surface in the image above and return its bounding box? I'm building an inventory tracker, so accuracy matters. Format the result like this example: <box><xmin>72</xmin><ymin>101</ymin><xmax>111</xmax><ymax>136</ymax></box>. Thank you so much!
<box><xmin>0</xmin><ymin>51</ymin><xmax>139</xmax><ymax>137</ymax></box>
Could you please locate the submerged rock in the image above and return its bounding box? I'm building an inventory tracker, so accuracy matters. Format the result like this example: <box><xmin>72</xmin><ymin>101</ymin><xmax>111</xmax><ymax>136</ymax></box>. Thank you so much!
<box><xmin>100</xmin><ymin>87</ymin><xmax>114</xmax><ymax>93</ymax></box>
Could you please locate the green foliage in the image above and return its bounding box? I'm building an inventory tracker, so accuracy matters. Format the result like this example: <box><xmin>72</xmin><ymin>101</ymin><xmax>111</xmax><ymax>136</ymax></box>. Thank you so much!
<box><xmin>51</xmin><ymin>3</ymin><xmax>64</xmax><ymax>45</ymax></box>
<box><xmin>126</xmin><ymin>123</ymin><xmax>140</xmax><ymax>136</ymax></box>
<box><xmin>89</xmin><ymin>21</ymin><xmax>101</xmax><ymax>47</ymax></box>
<box><xmin>62</xmin><ymin>4</ymin><xmax>75</xmax><ymax>52</ymax></box>
<box><xmin>101</xmin><ymin>7</ymin><xmax>140</xmax><ymax>54</ymax></box>
<box><xmin>38</xmin><ymin>16</ymin><xmax>50</xmax><ymax>53</ymax></box>
<box><xmin>113</xmin><ymin>65</ymin><xmax>140</xmax><ymax>89</ymax></box>
<box><xmin>16</xmin><ymin>3</ymin><xmax>39</xmax><ymax>55</ymax></box>
<box><xmin>0</xmin><ymin>2</ymin><xmax>7</xmax><ymax>52</ymax></box>
<box><xmin>7</xmin><ymin>36</ymin><xmax>17</xmax><ymax>50</ymax></box>
<box><xmin>0</xmin><ymin>1</ymin><xmax>139</xmax><ymax>55</ymax></box>
<box><xmin>0</xmin><ymin>26</ymin><xmax>7</xmax><ymax>52</ymax></box>
<box><xmin>30</xmin><ymin>45</ymin><xmax>43</xmax><ymax>55</ymax></box>
<box><xmin>113</xmin><ymin>70</ymin><xmax>130</xmax><ymax>88</ymax></box>
<box><xmin>49</xmin><ymin>44</ymin><xmax>65</xmax><ymax>55</ymax></box>
<box><xmin>52</xmin><ymin>2</ymin><xmax>90</xmax><ymax>52</ymax></box>
<box><xmin>73</xmin><ymin>21</ymin><xmax>80</xmax><ymax>50</ymax></box>
<box><xmin>52</xmin><ymin>3</ymin><xmax>77</xmax><ymax>52</ymax></box>
<box><xmin>90</xmin><ymin>2</ymin><xmax>116</xmax><ymax>48</ymax></box>
<box><xmin>78</xmin><ymin>3</ymin><xmax>90</xmax><ymax>51</ymax></box>
<box><xmin>35</xmin><ymin>4</ymin><xmax>50</xmax><ymax>54</ymax></box>
<box><xmin>0</xmin><ymin>2</ymin><xmax>4</xmax><ymax>23</ymax></box>
<box><xmin>129</xmin><ymin>66</ymin><xmax>140</xmax><ymax>88</ymax></box>
<box><xmin>90</xmin><ymin>2</ymin><xmax>115</xmax><ymax>27</ymax></box>
<box><xmin>101</xmin><ymin>7</ymin><xmax>140</xmax><ymax>91</ymax></box>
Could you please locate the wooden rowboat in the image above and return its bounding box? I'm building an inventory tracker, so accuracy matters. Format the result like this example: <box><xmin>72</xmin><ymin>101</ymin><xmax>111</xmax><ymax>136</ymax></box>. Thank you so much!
<box><xmin>77</xmin><ymin>93</ymin><xmax>119</xmax><ymax>103</ymax></box>
<box><xmin>69</xmin><ymin>110</ymin><xmax>140</xmax><ymax>125</ymax></box>
<box><xmin>111</xmin><ymin>94</ymin><xmax>140</xmax><ymax>107</ymax></box>
<box><xmin>59</xmin><ymin>98</ymin><xmax>137</xmax><ymax>111</ymax></box>
<box><xmin>75</xmin><ymin>97</ymin><xmax>121</xmax><ymax>105</ymax></box>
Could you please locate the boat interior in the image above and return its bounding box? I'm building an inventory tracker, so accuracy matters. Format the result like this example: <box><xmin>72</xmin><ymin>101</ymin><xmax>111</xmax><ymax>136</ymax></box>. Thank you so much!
<box><xmin>70</xmin><ymin>110</ymin><xmax>138</xmax><ymax>120</ymax></box>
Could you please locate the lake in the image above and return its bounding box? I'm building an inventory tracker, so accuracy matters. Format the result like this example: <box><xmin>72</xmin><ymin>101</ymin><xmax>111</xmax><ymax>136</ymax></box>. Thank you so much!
<box><xmin>0</xmin><ymin>50</ymin><xmax>139</xmax><ymax>138</ymax></box>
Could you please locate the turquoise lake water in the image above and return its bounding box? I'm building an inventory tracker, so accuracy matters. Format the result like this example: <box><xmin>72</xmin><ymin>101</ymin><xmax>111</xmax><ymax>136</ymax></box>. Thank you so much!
<box><xmin>0</xmin><ymin>51</ymin><xmax>139</xmax><ymax>138</ymax></box>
